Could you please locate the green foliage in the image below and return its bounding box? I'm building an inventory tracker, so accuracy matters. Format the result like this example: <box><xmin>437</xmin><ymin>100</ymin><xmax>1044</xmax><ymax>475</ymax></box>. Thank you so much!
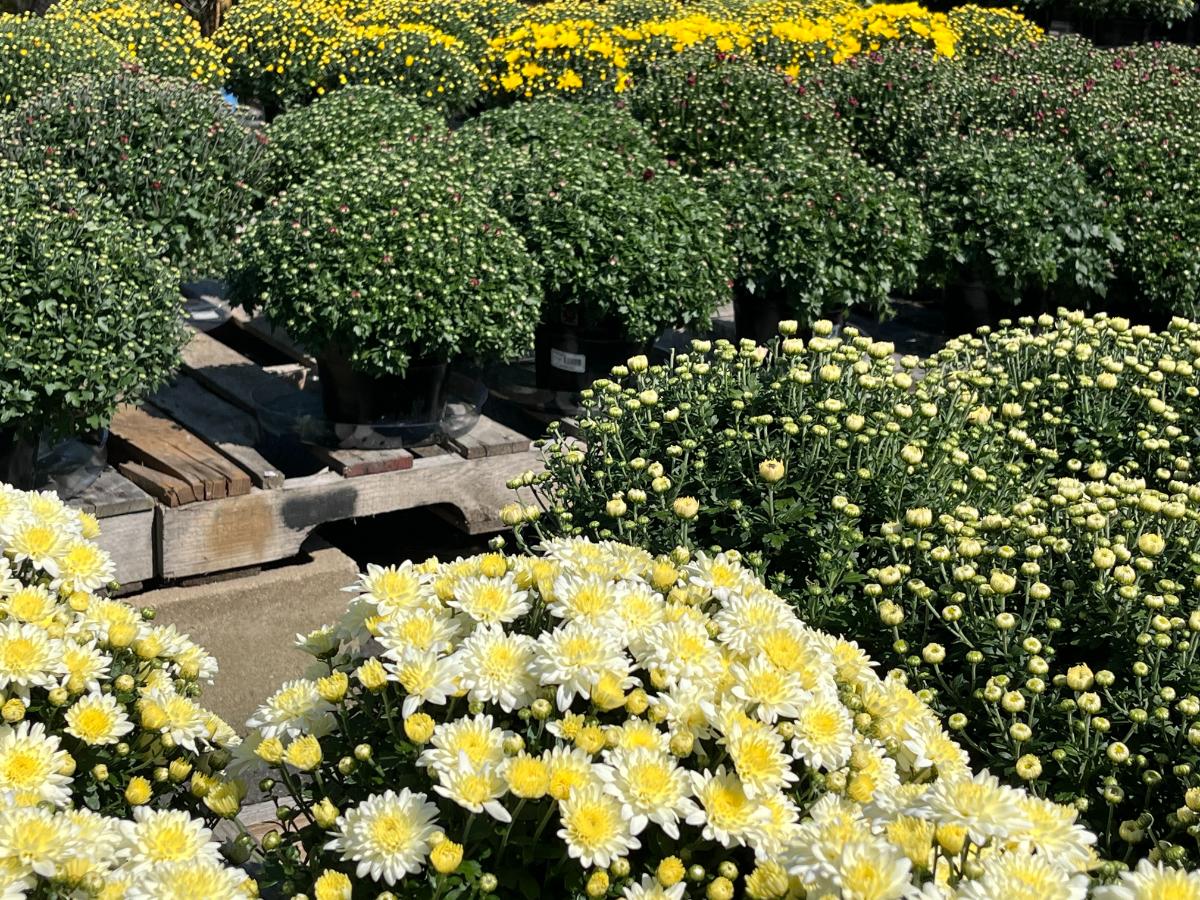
<box><xmin>461</xmin><ymin>100</ymin><xmax>733</xmax><ymax>342</ymax></box>
<box><xmin>629</xmin><ymin>47</ymin><xmax>848</xmax><ymax>173</ymax></box>
<box><xmin>4</xmin><ymin>69</ymin><xmax>269</xmax><ymax>277</ymax></box>
<box><xmin>705</xmin><ymin>141</ymin><xmax>929</xmax><ymax>325</ymax></box>
<box><xmin>264</xmin><ymin>84</ymin><xmax>445</xmax><ymax>193</ymax></box>
<box><xmin>230</xmin><ymin>139</ymin><xmax>542</xmax><ymax>377</ymax></box>
<box><xmin>919</xmin><ymin>131</ymin><xmax>1120</xmax><ymax>303</ymax></box>
<box><xmin>0</xmin><ymin>162</ymin><xmax>184</xmax><ymax>438</ymax></box>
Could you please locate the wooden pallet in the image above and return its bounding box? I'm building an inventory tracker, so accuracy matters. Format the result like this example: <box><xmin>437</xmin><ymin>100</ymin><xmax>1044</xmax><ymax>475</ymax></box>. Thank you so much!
<box><xmin>72</xmin><ymin>316</ymin><xmax>541</xmax><ymax>585</ymax></box>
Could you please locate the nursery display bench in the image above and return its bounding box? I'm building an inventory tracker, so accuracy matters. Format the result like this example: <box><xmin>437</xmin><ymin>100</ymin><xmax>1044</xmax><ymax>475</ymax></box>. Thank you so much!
<box><xmin>72</xmin><ymin>315</ymin><xmax>540</xmax><ymax>586</ymax></box>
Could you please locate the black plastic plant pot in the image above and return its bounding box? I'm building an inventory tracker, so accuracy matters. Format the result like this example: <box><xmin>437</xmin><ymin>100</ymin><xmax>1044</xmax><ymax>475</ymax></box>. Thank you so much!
<box><xmin>733</xmin><ymin>289</ymin><xmax>791</xmax><ymax>346</ymax></box>
<box><xmin>0</xmin><ymin>428</ymin><xmax>37</xmax><ymax>491</ymax></box>
<box><xmin>317</xmin><ymin>349</ymin><xmax>450</xmax><ymax>440</ymax></box>
<box><xmin>534</xmin><ymin>321</ymin><xmax>647</xmax><ymax>393</ymax></box>
<box><xmin>944</xmin><ymin>278</ymin><xmax>994</xmax><ymax>336</ymax></box>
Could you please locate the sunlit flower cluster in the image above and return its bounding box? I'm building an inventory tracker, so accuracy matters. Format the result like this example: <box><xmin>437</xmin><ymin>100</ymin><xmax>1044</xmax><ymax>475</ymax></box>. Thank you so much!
<box><xmin>46</xmin><ymin>0</ymin><xmax>228</xmax><ymax>85</ymax></box>
<box><xmin>0</xmin><ymin>13</ymin><xmax>122</xmax><ymax>110</ymax></box>
<box><xmin>0</xmin><ymin>483</ymin><xmax>243</xmax><ymax>825</ymax></box>
<box><xmin>246</xmin><ymin>539</ymin><xmax>1096</xmax><ymax>897</ymax></box>
<box><xmin>520</xmin><ymin>312</ymin><xmax>1200</xmax><ymax>868</ymax></box>
<box><xmin>215</xmin><ymin>0</ymin><xmax>482</xmax><ymax>113</ymax></box>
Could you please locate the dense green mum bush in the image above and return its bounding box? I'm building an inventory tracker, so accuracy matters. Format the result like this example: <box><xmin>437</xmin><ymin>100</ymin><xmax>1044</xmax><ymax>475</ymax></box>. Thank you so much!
<box><xmin>0</xmin><ymin>162</ymin><xmax>184</xmax><ymax>438</ymax></box>
<box><xmin>3</xmin><ymin>69</ymin><xmax>269</xmax><ymax>277</ymax></box>
<box><xmin>230</xmin><ymin>140</ymin><xmax>541</xmax><ymax>377</ymax></box>
<box><xmin>0</xmin><ymin>14</ymin><xmax>122</xmax><ymax>110</ymax></box>
<box><xmin>461</xmin><ymin>100</ymin><xmax>733</xmax><ymax>342</ymax></box>
<box><xmin>263</xmin><ymin>84</ymin><xmax>444</xmax><ymax>193</ymax></box>
<box><xmin>706</xmin><ymin>140</ymin><xmax>929</xmax><ymax>325</ymax></box>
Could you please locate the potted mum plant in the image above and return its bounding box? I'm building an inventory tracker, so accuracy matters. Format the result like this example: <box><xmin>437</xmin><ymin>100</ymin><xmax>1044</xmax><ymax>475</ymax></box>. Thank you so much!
<box><xmin>229</xmin><ymin>138</ymin><xmax>541</xmax><ymax>434</ymax></box>
<box><xmin>4</xmin><ymin>68</ymin><xmax>269</xmax><ymax>279</ymax></box>
<box><xmin>460</xmin><ymin>99</ymin><xmax>734</xmax><ymax>391</ymax></box>
<box><xmin>0</xmin><ymin>162</ymin><xmax>185</xmax><ymax>489</ymax></box>
<box><xmin>919</xmin><ymin>130</ymin><xmax>1120</xmax><ymax>331</ymax></box>
<box><xmin>705</xmin><ymin>140</ymin><xmax>930</xmax><ymax>341</ymax></box>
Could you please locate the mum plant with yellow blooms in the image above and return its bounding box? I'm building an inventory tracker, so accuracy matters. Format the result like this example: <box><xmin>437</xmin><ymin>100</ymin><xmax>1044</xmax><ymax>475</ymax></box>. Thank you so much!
<box><xmin>243</xmin><ymin>538</ymin><xmax>1103</xmax><ymax>898</ymax></box>
<box><xmin>0</xmin><ymin>482</ymin><xmax>256</xmax><ymax>894</ymax></box>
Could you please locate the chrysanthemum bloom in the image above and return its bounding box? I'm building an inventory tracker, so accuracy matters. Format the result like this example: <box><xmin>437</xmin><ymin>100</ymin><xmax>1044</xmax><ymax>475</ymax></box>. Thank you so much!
<box><xmin>64</xmin><ymin>693</ymin><xmax>134</xmax><ymax>746</ymax></box>
<box><xmin>0</xmin><ymin>721</ymin><xmax>73</xmax><ymax>807</ymax></box>
<box><xmin>557</xmin><ymin>782</ymin><xmax>640</xmax><ymax>868</ymax></box>
<box><xmin>325</xmin><ymin>789</ymin><xmax>440</xmax><ymax>885</ymax></box>
<box><xmin>120</xmin><ymin>808</ymin><xmax>221</xmax><ymax>870</ymax></box>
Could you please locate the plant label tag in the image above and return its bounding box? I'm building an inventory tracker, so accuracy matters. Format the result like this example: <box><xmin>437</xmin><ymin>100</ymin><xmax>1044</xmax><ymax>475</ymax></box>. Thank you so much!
<box><xmin>551</xmin><ymin>348</ymin><xmax>586</xmax><ymax>374</ymax></box>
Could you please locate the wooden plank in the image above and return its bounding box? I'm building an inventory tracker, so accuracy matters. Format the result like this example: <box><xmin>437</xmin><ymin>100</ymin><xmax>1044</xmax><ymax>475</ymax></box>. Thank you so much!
<box><xmin>183</xmin><ymin>329</ymin><xmax>413</xmax><ymax>478</ymax></box>
<box><xmin>69</xmin><ymin>467</ymin><xmax>154</xmax><ymax>518</ymax></box>
<box><xmin>181</xmin><ymin>329</ymin><xmax>293</xmax><ymax>416</ymax></box>
<box><xmin>158</xmin><ymin>449</ymin><xmax>543</xmax><ymax>578</ymax></box>
<box><xmin>447</xmin><ymin>416</ymin><xmax>531</xmax><ymax>460</ymax></box>
<box><xmin>92</xmin><ymin>508</ymin><xmax>155</xmax><ymax>584</ymax></box>
<box><xmin>118</xmin><ymin>461</ymin><xmax>199</xmax><ymax>508</ymax></box>
<box><xmin>304</xmin><ymin>446</ymin><xmax>413</xmax><ymax>478</ymax></box>
<box><xmin>108</xmin><ymin>405</ymin><xmax>253</xmax><ymax>501</ymax></box>
<box><xmin>151</xmin><ymin>376</ymin><xmax>284</xmax><ymax>490</ymax></box>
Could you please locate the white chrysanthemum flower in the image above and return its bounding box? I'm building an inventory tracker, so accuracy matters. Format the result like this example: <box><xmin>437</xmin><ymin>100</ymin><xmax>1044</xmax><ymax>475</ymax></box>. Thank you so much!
<box><xmin>64</xmin><ymin>692</ymin><xmax>134</xmax><ymax>746</ymax></box>
<box><xmin>787</xmin><ymin>794</ymin><xmax>874</xmax><ymax>876</ymax></box>
<box><xmin>432</xmin><ymin>754</ymin><xmax>512</xmax><ymax>822</ymax></box>
<box><xmin>344</xmin><ymin>562</ymin><xmax>431</xmax><ymax>615</ymax></box>
<box><xmin>76</xmin><ymin>597</ymin><xmax>145</xmax><ymax>646</ymax></box>
<box><xmin>729</xmin><ymin>656</ymin><xmax>809</xmax><ymax>723</ymax></box>
<box><xmin>687</xmin><ymin>766</ymin><xmax>771</xmax><ymax>849</ymax></box>
<box><xmin>173</xmin><ymin>639</ymin><xmax>219</xmax><ymax>683</ymax></box>
<box><xmin>246</xmin><ymin>678</ymin><xmax>335</xmax><ymax>740</ymax></box>
<box><xmin>609</xmin><ymin>581</ymin><xmax>667</xmax><ymax>653</ymax></box>
<box><xmin>140</xmin><ymin>688</ymin><xmax>212</xmax><ymax>754</ymax></box>
<box><xmin>378</xmin><ymin>606</ymin><xmax>461</xmax><ymax>661</ymax></box>
<box><xmin>0</xmin><ymin>805</ymin><xmax>81</xmax><ymax>878</ymax></box>
<box><xmin>54</xmin><ymin>537</ymin><xmax>115</xmax><ymax>593</ymax></box>
<box><xmin>790</xmin><ymin>691</ymin><xmax>855</xmax><ymax>771</ymax></box>
<box><xmin>637</xmin><ymin>617</ymin><xmax>723</xmax><ymax>688</ymax></box>
<box><xmin>596</xmin><ymin>747</ymin><xmax>698</xmax><ymax>838</ymax></box>
<box><xmin>0</xmin><ymin>722</ymin><xmax>72</xmax><ymax>807</ymax></box>
<box><xmin>125</xmin><ymin>857</ymin><xmax>254</xmax><ymax>899</ymax></box>
<box><xmin>957</xmin><ymin>847</ymin><xmax>1089</xmax><ymax>900</ymax></box>
<box><xmin>60</xmin><ymin>640</ymin><xmax>111</xmax><ymax>694</ymax></box>
<box><xmin>557</xmin><ymin>782</ymin><xmax>640</xmax><ymax>869</ymax></box>
<box><xmin>325</xmin><ymin>789</ymin><xmax>440</xmax><ymax>886</ymax></box>
<box><xmin>757</xmin><ymin>789</ymin><xmax>802</xmax><ymax>860</ymax></box>
<box><xmin>0</xmin><ymin>622</ymin><xmax>65</xmax><ymax>696</ymax></box>
<box><xmin>548</xmin><ymin>572</ymin><xmax>624</xmax><ymax>626</ymax></box>
<box><xmin>606</xmin><ymin>718</ymin><xmax>670</xmax><ymax>754</ymax></box>
<box><xmin>23</xmin><ymin>491</ymin><xmax>76</xmax><ymax>532</ymax></box>
<box><xmin>912</xmin><ymin>770</ymin><xmax>1031</xmax><ymax>844</ymax></box>
<box><xmin>816</xmin><ymin>632</ymin><xmax>878</xmax><ymax>687</ymax></box>
<box><xmin>621</xmin><ymin>875</ymin><xmax>686</xmax><ymax>900</ymax></box>
<box><xmin>686</xmin><ymin>551</ymin><xmax>755</xmax><ymax>600</ymax></box>
<box><xmin>1011</xmin><ymin>796</ymin><xmax>1097</xmax><ymax>875</ymax></box>
<box><xmin>3</xmin><ymin>520</ymin><xmax>68</xmax><ymax>575</ymax></box>
<box><xmin>723</xmin><ymin>719</ymin><xmax>797</xmax><ymax>798</ymax></box>
<box><xmin>544</xmin><ymin>744</ymin><xmax>601</xmax><ymax>800</ymax></box>
<box><xmin>595</xmin><ymin>541</ymin><xmax>654</xmax><ymax>580</ymax></box>
<box><xmin>534</xmin><ymin>620</ymin><xmax>630</xmax><ymax>711</ymax></box>
<box><xmin>453</xmin><ymin>625</ymin><xmax>538</xmax><ymax>712</ymax></box>
<box><xmin>657</xmin><ymin>678</ymin><xmax>719</xmax><ymax>740</ymax></box>
<box><xmin>121</xmin><ymin>807</ymin><xmax>222</xmax><ymax>870</ymax></box>
<box><xmin>805</xmin><ymin>837</ymin><xmax>914</xmax><ymax>900</ymax></box>
<box><xmin>847</xmin><ymin>741</ymin><xmax>904</xmax><ymax>813</ymax></box>
<box><xmin>417</xmin><ymin>714</ymin><xmax>509</xmax><ymax>774</ymax></box>
<box><xmin>900</xmin><ymin>718</ymin><xmax>971</xmax><ymax>778</ymax></box>
<box><xmin>865</xmin><ymin>678</ymin><xmax>935</xmax><ymax>748</ymax></box>
<box><xmin>751</xmin><ymin>623</ymin><xmax>835</xmax><ymax>693</ymax></box>
<box><xmin>2</xmin><ymin>585</ymin><xmax>57</xmax><ymax>626</ymax></box>
<box><xmin>447</xmin><ymin>574</ymin><xmax>530</xmax><ymax>625</ymax></box>
<box><xmin>388</xmin><ymin>649</ymin><xmax>461</xmax><ymax>718</ymax></box>
<box><xmin>1092</xmin><ymin>858</ymin><xmax>1200</xmax><ymax>900</ymax></box>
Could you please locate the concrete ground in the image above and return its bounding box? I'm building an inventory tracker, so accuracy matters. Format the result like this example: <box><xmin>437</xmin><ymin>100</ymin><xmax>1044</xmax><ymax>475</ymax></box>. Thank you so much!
<box><xmin>140</xmin><ymin>536</ymin><xmax>360</xmax><ymax>731</ymax></box>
